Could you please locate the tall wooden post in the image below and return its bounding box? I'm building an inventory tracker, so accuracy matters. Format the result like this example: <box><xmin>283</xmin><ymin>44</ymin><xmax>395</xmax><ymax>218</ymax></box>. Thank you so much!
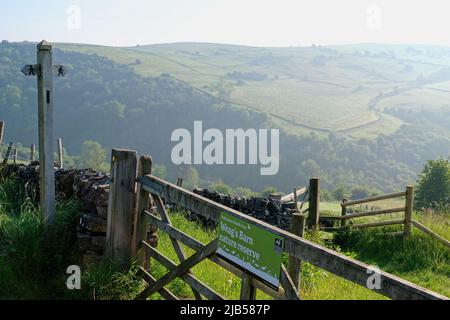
<box><xmin>57</xmin><ymin>138</ymin><xmax>64</xmax><ymax>168</ymax></box>
<box><xmin>0</xmin><ymin>122</ymin><xmax>4</xmax><ymax>145</ymax></box>
<box><xmin>30</xmin><ymin>144</ymin><xmax>36</xmax><ymax>162</ymax></box>
<box><xmin>288</xmin><ymin>212</ymin><xmax>305</xmax><ymax>292</ymax></box>
<box><xmin>37</xmin><ymin>41</ymin><xmax>55</xmax><ymax>224</ymax></box>
<box><xmin>132</xmin><ymin>155</ymin><xmax>152</xmax><ymax>266</ymax></box>
<box><xmin>13</xmin><ymin>148</ymin><xmax>17</xmax><ymax>164</ymax></box>
<box><xmin>307</xmin><ymin>177</ymin><xmax>320</xmax><ymax>229</ymax></box>
<box><xmin>106</xmin><ymin>149</ymin><xmax>137</xmax><ymax>266</ymax></box>
<box><xmin>404</xmin><ymin>185</ymin><xmax>414</xmax><ymax>237</ymax></box>
<box><xmin>341</xmin><ymin>198</ymin><xmax>347</xmax><ymax>227</ymax></box>
<box><xmin>2</xmin><ymin>142</ymin><xmax>13</xmax><ymax>166</ymax></box>
<box><xmin>0</xmin><ymin>122</ymin><xmax>3</xmax><ymax>161</ymax></box>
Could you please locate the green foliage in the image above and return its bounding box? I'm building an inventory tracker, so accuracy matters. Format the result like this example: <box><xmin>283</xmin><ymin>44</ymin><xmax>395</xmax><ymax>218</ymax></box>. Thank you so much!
<box><xmin>0</xmin><ymin>177</ymin><xmax>146</xmax><ymax>299</ymax></box>
<box><xmin>260</xmin><ymin>186</ymin><xmax>278</xmax><ymax>197</ymax></box>
<box><xmin>150</xmin><ymin>210</ymin><xmax>450</xmax><ymax>299</ymax></box>
<box><xmin>320</xmin><ymin>190</ymin><xmax>334</xmax><ymax>202</ymax></box>
<box><xmin>234</xmin><ymin>186</ymin><xmax>258</xmax><ymax>198</ymax></box>
<box><xmin>211</xmin><ymin>79</ymin><xmax>234</xmax><ymax>100</ymax></box>
<box><xmin>350</xmin><ymin>187</ymin><xmax>375</xmax><ymax>200</ymax></box>
<box><xmin>333</xmin><ymin>225</ymin><xmax>450</xmax><ymax>296</ymax></box>
<box><xmin>208</xmin><ymin>181</ymin><xmax>232</xmax><ymax>194</ymax></box>
<box><xmin>70</xmin><ymin>260</ymin><xmax>144</xmax><ymax>300</ymax></box>
<box><xmin>332</xmin><ymin>185</ymin><xmax>350</xmax><ymax>201</ymax></box>
<box><xmin>0</xmin><ymin>177</ymin><xmax>81</xmax><ymax>299</ymax></box>
<box><xmin>176</xmin><ymin>165</ymin><xmax>200</xmax><ymax>190</ymax></box>
<box><xmin>1</xmin><ymin>175</ymin><xmax>448</xmax><ymax>299</ymax></box>
<box><xmin>1</xmin><ymin>42</ymin><xmax>450</xmax><ymax>194</ymax></box>
<box><xmin>415</xmin><ymin>159</ymin><xmax>450</xmax><ymax>209</ymax></box>
<box><xmin>152</xmin><ymin>164</ymin><xmax>168</xmax><ymax>179</ymax></box>
<box><xmin>79</xmin><ymin>140</ymin><xmax>108</xmax><ymax>171</ymax></box>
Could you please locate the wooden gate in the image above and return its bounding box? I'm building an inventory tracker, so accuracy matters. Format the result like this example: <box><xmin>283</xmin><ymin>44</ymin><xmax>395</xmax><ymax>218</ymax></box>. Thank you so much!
<box><xmin>106</xmin><ymin>149</ymin><xmax>448</xmax><ymax>300</ymax></box>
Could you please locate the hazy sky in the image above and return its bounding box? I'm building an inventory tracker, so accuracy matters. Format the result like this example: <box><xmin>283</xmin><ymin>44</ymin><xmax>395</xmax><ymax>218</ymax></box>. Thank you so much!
<box><xmin>1</xmin><ymin>0</ymin><xmax>450</xmax><ymax>47</ymax></box>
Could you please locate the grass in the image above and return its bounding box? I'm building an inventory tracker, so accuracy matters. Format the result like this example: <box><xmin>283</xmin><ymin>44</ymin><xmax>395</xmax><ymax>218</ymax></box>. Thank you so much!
<box><xmin>0</xmin><ymin>176</ymin><xmax>144</xmax><ymax>300</ymax></box>
<box><xmin>0</xmin><ymin>176</ymin><xmax>81</xmax><ymax>298</ymax></box>
<box><xmin>334</xmin><ymin>225</ymin><xmax>450</xmax><ymax>297</ymax></box>
<box><xmin>0</xmin><ymin>177</ymin><xmax>448</xmax><ymax>299</ymax></box>
<box><xmin>147</xmin><ymin>209</ymin><xmax>449</xmax><ymax>300</ymax></box>
<box><xmin>148</xmin><ymin>212</ymin><xmax>258</xmax><ymax>300</ymax></box>
<box><xmin>320</xmin><ymin>199</ymin><xmax>450</xmax><ymax>297</ymax></box>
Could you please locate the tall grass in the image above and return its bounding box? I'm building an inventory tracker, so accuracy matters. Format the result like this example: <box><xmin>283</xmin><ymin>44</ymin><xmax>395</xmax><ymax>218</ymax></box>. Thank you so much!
<box><xmin>0</xmin><ymin>176</ymin><xmax>144</xmax><ymax>299</ymax></box>
<box><xmin>1</xmin><ymin>177</ymin><xmax>448</xmax><ymax>299</ymax></box>
<box><xmin>333</xmin><ymin>224</ymin><xmax>450</xmax><ymax>297</ymax></box>
<box><xmin>149</xmin><ymin>210</ymin><xmax>449</xmax><ymax>300</ymax></box>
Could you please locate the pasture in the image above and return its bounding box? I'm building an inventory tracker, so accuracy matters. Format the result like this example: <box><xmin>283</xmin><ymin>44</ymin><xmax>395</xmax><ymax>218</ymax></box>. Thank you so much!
<box><xmin>56</xmin><ymin>42</ymin><xmax>450</xmax><ymax>139</ymax></box>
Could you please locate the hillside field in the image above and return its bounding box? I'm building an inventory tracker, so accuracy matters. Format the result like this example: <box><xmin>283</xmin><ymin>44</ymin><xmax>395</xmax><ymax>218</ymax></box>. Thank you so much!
<box><xmin>57</xmin><ymin>42</ymin><xmax>450</xmax><ymax>138</ymax></box>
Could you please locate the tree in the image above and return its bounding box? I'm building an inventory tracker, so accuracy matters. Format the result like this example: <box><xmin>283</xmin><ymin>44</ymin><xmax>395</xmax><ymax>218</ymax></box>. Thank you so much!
<box><xmin>212</xmin><ymin>79</ymin><xmax>234</xmax><ymax>101</ymax></box>
<box><xmin>261</xmin><ymin>186</ymin><xmax>278</xmax><ymax>197</ymax></box>
<box><xmin>209</xmin><ymin>181</ymin><xmax>232</xmax><ymax>194</ymax></box>
<box><xmin>235</xmin><ymin>186</ymin><xmax>257</xmax><ymax>198</ymax></box>
<box><xmin>350</xmin><ymin>187</ymin><xmax>372</xmax><ymax>200</ymax></box>
<box><xmin>415</xmin><ymin>159</ymin><xmax>450</xmax><ymax>209</ymax></box>
<box><xmin>152</xmin><ymin>164</ymin><xmax>167</xmax><ymax>179</ymax></box>
<box><xmin>80</xmin><ymin>140</ymin><xmax>107</xmax><ymax>171</ymax></box>
<box><xmin>298</xmin><ymin>159</ymin><xmax>321</xmax><ymax>179</ymax></box>
<box><xmin>176</xmin><ymin>165</ymin><xmax>199</xmax><ymax>190</ymax></box>
<box><xmin>332</xmin><ymin>185</ymin><xmax>350</xmax><ymax>201</ymax></box>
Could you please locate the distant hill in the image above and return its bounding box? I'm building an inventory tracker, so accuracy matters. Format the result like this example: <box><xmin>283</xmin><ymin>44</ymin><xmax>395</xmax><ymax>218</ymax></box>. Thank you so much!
<box><xmin>58</xmin><ymin>41</ymin><xmax>450</xmax><ymax>138</ymax></box>
<box><xmin>1</xmin><ymin>41</ymin><xmax>450</xmax><ymax>193</ymax></box>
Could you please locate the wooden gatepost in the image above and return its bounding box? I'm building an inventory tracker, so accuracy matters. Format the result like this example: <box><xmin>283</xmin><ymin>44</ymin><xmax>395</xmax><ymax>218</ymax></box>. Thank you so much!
<box><xmin>106</xmin><ymin>149</ymin><xmax>137</xmax><ymax>266</ymax></box>
<box><xmin>106</xmin><ymin>149</ymin><xmax>448</xmax><ymax>300</ymax></box>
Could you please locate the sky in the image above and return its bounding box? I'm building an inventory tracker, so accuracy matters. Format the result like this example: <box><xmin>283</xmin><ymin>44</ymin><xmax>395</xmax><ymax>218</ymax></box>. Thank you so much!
<box><xmin>1</xmin><ymin>0</ymin><xmax>450</xmax><ymax>47</ymax></box>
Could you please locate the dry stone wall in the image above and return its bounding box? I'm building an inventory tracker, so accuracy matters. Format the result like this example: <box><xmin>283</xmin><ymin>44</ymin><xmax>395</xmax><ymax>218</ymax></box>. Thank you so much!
<box><xmin>190</xmin><ymin>188</ymin><xmax>296</xmax><ymax>230</ymax></box>
<box><xmin>1</xmin><ymin>163</ymin><xmax>298</xmax><ymax>266</ymax></box>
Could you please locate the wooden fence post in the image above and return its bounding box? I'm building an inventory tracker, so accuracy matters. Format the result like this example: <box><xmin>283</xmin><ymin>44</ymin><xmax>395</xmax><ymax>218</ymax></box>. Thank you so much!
<box><xmin>307</xmin><ymin>177</ymin><xmax>320</xmax><ymax>229</ymax></box>
<box><xmin>30</xmin><ymin>144</ymin><xmax>36</xmax><ymax>162</ymax></box>
<box><xmin>57</xmin><ymin>138</ymin><xmax>63</xmax><ymax>168</ymax></box>
<box><xmin>240</xmin><ymin>272</ymin><xmax>257</xmax><ymax>300</ymax></box>
<box><xmin>0</xmin><ymin>122</ymin><xmax>3</xmax><ymax>161</ymax></box>
<box><xmin>132</xmin><ymin>155</ymin><xmax>152</xmax><ymax>266</ymax></box>
<box><xmin>2</xmin><ymin>142</ymin><xmax>13</xmax><ymax>166</ymax></box>
<box><xmin>341</xmin><ymin>198</ymin><xmax>347</xmax><ymax>227</ymax></box>
<box><xmin>288</xmin><ymin>211</ymin><xmax>305</xmax><ymax>292</ymax></box>
<box><xmin>0</xmin><ymin>122</ymin><xmax>4</xmax><ymax>145</ymax></box>
<box><xmin>293</xmin><ymin>187</ymin><xmax>299</xmax><ymax>211</ymax></box>
<box><xmin>106</xmin><ymin>149</ymin><xmax>138</xmax><ymax>266</ymax></box>
<box><xmin>13</xmin><ymin>148</ymin><xmax>17</xmax><ymax>164</ymax></box>
<box><xmin>404</xmin><ymin>185</ymin><xmax>414</xmax><ymax>237</ymax></box>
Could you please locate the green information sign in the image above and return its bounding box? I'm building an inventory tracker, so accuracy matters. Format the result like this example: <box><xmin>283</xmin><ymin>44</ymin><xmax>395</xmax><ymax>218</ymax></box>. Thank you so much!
<box><xmin>217</xmin><ymin>212</ymin><xmax>284</xmax><ymax>288</ymax></box>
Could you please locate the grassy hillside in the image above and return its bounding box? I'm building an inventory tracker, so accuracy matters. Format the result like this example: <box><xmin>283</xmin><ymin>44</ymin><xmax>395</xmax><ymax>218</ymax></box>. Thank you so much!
<box><xmin>57</xmin><ymin>42</ymin><xmax>450</xmax><ymax>139</ymax></box>
<box><xmin>2</xmin><ymin>41</ymin><xmax>450</xmax><ymax>194</ymax></box>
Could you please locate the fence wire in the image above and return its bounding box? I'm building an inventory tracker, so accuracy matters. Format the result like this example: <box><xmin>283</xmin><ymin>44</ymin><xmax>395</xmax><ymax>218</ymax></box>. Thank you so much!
<box><xmin>0</xmin><ymin>142</ymin><xmax>39</xmax><ymax>164</ymax></box>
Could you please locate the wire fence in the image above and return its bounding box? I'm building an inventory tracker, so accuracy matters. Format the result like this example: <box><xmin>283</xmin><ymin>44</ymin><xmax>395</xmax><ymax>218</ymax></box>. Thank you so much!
<box><xmin>0</xmin><ymin>142</ymin><xmax>37</xmax><ymax>164</ymax></box>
